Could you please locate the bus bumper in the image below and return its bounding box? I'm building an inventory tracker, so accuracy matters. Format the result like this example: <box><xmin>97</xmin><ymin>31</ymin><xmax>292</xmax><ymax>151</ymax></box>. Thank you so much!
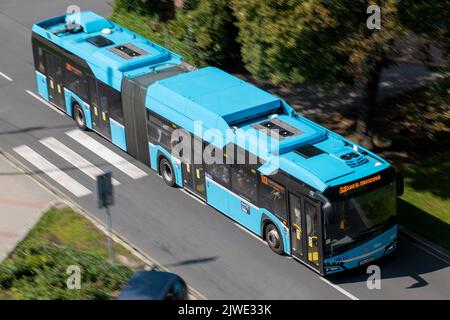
<box><xmin>323</xmin><ymin>225</ymin><xmax>398</xmax><ymax>275</ymax></box>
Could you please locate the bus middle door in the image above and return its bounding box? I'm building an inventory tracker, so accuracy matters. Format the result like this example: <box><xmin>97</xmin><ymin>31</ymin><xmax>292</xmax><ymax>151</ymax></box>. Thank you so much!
<box><xmin>45</xmin><ymin>52</ymin><xmax>65</xmax><ymax>109</ymax></box>
<box><xmin>89</xmin><ymin>78</ymin><xmax>111</xmax><ymax>140</ymax></box>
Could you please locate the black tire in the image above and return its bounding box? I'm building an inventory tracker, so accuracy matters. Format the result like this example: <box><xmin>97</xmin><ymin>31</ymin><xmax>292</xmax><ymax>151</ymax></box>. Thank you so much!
<box><xmin>159</xmin><ymin>157</ymin><xmax>176</xmax><ymax>187</ymax></box>
<box><xmin>73</xmin><ymin>104</ymin><xmax>87</xmax><ymax>130</ymax></box>
<box><xmin>265</xmin><ymin>223</ymin><xmax>284</xmax><ymax>255</ymax></box>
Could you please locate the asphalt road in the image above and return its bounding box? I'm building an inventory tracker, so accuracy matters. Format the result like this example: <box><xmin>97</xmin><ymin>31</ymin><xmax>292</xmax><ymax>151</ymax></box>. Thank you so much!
<box><xmin>0</xmin><ymin>0</ymin><xmax>449</xmax><ymax>300</ymax></box>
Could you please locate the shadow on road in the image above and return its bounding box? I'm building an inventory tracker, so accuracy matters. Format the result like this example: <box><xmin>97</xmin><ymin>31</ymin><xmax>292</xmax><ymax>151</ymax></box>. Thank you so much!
<box><xmin>164</xmin><ymin>256</ymin><xmax>219</xmax><ymax>268</ymax></box>
<box><xmin>0</xmin><ymin>124</ymin><xmax>74</xmax><ymax>136</ymax></box>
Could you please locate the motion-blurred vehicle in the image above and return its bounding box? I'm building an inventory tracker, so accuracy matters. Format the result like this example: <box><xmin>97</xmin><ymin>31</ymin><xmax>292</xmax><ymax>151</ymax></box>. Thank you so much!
<box><xmin>117</xmin><ymin>270</ymin><xmax>188</xmax><ymax>300</ymax></box>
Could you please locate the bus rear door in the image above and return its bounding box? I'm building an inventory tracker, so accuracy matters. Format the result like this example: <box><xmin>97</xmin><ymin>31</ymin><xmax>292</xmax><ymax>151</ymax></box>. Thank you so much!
<box><xmin>44</xmin><ymin>52</ymin><xmax>65</xmax><ymax>109</ymax></box>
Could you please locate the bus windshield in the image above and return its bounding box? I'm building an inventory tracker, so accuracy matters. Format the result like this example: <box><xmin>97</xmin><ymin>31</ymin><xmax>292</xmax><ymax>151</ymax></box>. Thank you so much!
<box><xmin>324</xmin><ymin>181</ymin><xmax>397</xmax><ymax>257</ymax></box>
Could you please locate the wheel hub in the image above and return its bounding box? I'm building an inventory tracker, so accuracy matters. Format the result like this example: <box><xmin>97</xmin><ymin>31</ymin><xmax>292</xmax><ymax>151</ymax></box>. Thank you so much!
<box><xmin>162</xmin><ymin>163</ymin><xmax>172</xmax><ymax>181</ymax></box>
<box><xmin>268</xmin><ymin>229</ymin><xmax>280</xmax><ymax>248</ymax></box>
<box><xmin>76</xmin><ymin>109</ymin><xmax>84</xmax><ymax>126</ymax></box>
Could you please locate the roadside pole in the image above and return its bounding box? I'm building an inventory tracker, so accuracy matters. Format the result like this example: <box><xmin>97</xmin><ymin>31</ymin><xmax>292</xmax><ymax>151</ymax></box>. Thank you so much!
<box><xmin>105</xmin><ymin>205</ymin><xmax>114</xmax><ymax>264</ymax></box>
<box><xmin>97</xmin><ymin>172</ymin><xmax>115</xmax><ymax>264</ymax></box>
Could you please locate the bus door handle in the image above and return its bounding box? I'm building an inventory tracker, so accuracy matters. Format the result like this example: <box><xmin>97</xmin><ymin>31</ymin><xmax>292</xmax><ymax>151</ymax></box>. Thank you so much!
<box><xmin>102</xmin><ymin>111</ymin><xmax>107</xmax><ymax>121</ymax></box>
<box><xmin>308</xmin><ymin>236</ymin><xmax>318</xmax><ymax>248</ymax></box>
<box><xmin>49</xmin><ymin>79</ymin><xmax>54</xmax><ymax>89</ymax></box>
<box><xmin>195</xmin><ymin>168</ymin><xmax>201</xmax><ymax>179</ymax></box>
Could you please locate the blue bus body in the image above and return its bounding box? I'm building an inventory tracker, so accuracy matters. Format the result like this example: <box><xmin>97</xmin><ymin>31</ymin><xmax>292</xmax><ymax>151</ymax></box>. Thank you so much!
<box><xmin>32</xmin><ymin>12</ymin><xmax>400</xmax><ymax>275</ymax></box>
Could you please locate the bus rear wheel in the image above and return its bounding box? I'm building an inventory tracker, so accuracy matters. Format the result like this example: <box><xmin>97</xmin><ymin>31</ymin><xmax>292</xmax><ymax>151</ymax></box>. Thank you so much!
<box><xmin>74</xmin><ymin>104</ymin><xmax>87</xmax><ymax>130</ymax></box>
<box><xmin>265</xmin><ymin>223</ymin><xmax>284</xmax><ymax>255</ymax></box>
<box><xmin>160</xmin><ymin>158</ymin><xmax>175</xmax><ymax>187</ymax></box>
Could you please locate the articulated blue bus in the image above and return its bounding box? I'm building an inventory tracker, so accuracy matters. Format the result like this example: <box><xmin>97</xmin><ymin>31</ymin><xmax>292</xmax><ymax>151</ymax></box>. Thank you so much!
<box><xmin>32</xmin><ymin>11</ymin><xmax>403</xmax><ymax>275</ymax></box>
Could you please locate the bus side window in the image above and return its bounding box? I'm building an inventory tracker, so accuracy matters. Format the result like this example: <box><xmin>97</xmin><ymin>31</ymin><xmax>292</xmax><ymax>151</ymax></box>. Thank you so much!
<box><xmin>204</xmin><ymin>144</ymin><xmax>230</xmax><ymax>188</ymax></box>
<box><xmin>35</xmin><ymin>46</ymin><xmax>46</xmax><ymax>74</ymax></box>
<box><xmin>147</xmin><ymin>111</ymin><xmax>174</xmax><ymax>152</ymax></box>
<box><xmin>231</xmin><ymin>163</ymin><xmax>257</xmax><ymax>203</ymax></box>
<box><xmin>258</xmin><ymin>175</ymin><xmax>287</xmax><ymax>222</ymax></box>
<box><xmin>65</xmin><ymin>63</ymin><xmax>87</xmax><ymax>101</ymax></box>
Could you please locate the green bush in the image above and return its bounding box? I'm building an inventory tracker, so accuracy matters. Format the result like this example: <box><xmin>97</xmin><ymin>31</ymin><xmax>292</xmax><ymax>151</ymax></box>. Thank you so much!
<box><xmin>111</xmin><ymin>0</ymin><xmax>239</xmax><ymax>67</ymax></box>
<box><xmin>170</xmin><ymin>0</ymin><xmax>239</xmax><ymax>66</ymax></box>
<box><xmin>0</xmin><ymin>244</ymin><xmax>133</xmax><ymax>300</ymax></box>
<box><xmin>113</xmin><ymin>0</ymin><xmax>174</xmax><ymax>19</ymax></box>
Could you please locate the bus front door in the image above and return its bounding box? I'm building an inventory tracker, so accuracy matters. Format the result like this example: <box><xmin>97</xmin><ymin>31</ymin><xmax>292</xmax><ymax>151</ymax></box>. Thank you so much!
<box><xmin>289</xmin><ymin>193</ymin><xmax>321</xmax><ymax>270</ymax></box>
<box><xmin>45</xmin><ymin>52</ymin><xmax>65</xmax><ymax>109</ymax></box>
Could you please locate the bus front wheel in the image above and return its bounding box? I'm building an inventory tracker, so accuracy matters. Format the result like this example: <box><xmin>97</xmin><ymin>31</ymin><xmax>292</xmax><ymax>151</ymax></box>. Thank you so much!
<box><xmin>159</xmin><ymin>158</ymin><xmax>176</xmax><ymax>187</ymax></box>
<box><xmin>73</xmin><ymin>104</ymin><xmax>87</xmax><ymax>130</ymax></box>
<box><xmin>265</xmin><ymin>223</ymin><xmax>284</xmax><ymax>255</ymax></box>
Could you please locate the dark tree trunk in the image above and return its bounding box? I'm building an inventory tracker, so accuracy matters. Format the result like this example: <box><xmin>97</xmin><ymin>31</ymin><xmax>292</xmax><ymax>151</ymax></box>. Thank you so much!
<box><xmin>356</xmin><ymin>51</ymin><xmax>386</xmax><ymax>148</ymax></box>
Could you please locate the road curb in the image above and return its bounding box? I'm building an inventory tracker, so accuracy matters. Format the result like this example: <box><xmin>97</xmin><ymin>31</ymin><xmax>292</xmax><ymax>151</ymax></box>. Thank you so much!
<box><xmin>399</xmin><ymin>226</ymin><xmax>450</xmax><ymax>263</ymax></box>
<box><xmin>0</xmin><ymin>149</ymin><xmax>207</xmax><ymax>300</ymax></box>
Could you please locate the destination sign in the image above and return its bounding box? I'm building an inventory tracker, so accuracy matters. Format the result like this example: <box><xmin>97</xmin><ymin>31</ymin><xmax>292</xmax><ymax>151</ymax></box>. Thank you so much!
<box><xmin>338</xmin><ymin>174</ymin><xmax>381</xmax><ymax>194</ymax></box>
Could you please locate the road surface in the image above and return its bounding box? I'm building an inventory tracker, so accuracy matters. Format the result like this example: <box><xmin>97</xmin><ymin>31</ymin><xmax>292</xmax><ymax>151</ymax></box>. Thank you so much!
<box><xmin>0</xmin><ymin>0</ymin><xmax>449</xmax><ymax>299</ymax></box>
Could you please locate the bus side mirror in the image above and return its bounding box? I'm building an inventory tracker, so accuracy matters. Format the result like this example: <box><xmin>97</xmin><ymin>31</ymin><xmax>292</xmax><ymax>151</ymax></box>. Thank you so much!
<box><xmin>323</xmin><ymin>202</ymin><xmax>336</xmax><ymax>225</ymax></box>
<box><xmin>396</xmin><ymin>173</ymin><xmax>404</xmax><ymax>196</ymax></box>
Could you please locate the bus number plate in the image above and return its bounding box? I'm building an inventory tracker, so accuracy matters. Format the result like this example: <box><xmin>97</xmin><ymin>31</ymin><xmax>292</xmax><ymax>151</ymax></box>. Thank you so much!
<box><xmin>359</xmin><ymin>257</ymin><xmax>375</xmax><ymax>266</ymax></box>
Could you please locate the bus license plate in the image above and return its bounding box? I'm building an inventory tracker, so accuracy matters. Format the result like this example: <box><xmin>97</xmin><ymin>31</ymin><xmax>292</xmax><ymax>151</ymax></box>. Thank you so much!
<box><xmin>359</xmin><ymin>257</ymin><xmax>375</xmax><ymax>266</ymax></box>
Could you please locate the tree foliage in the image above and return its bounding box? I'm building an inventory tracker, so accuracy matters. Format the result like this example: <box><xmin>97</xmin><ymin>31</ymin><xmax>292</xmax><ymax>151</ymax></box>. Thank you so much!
<box><xmin>399</xmin><ymin>0</ymin><xmax>450</xmax><ymax>61</ymax></box>
<box><xmin>231</xmin><ymin>0</ymin><xmax>400</xmax><ymax>86</ymax></box>
<box><xmin>170</xmin><ymin>0</ymin><xmax>239</xmax><ymax>66</ymax></box>
<box><xmin>114</xmin><ymin>0</ymin><xmax>175</xmax><ymax>20</ymax></box>
<box><xmin>112</xmin><ymin>0</ymin><xmax>239</xmax><ymax>67</ymax></box>
<box><xmin>112</xmin><ymin>0</ymin><xmax>448</xmax><ymax>139</ymax></box>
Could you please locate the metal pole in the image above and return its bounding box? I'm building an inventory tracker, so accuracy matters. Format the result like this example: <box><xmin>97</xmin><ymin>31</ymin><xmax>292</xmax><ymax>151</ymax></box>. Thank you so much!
<box><xmin>106</xmin><ymin>205</ymin><xmax>114</xmax><ymax>264</ymax></box>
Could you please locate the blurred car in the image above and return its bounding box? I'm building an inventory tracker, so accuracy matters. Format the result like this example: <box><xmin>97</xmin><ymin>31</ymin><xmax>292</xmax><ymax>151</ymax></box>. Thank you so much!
<box><xmin>117</xmin><ymin>270</ymin><xmax>188</xmax><ymax>300</ymax></box>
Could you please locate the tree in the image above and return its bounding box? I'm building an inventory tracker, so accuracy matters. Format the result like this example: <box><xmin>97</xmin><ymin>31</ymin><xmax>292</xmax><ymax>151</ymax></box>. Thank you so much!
<box><xmin>114</xmin><ymin>0</ymin><xmax>175</xmax><ymax>21</ymax></box>
<box><xmin>113</xmin><ymin>0</ymin><xmax>239</xmax><ymax>67</ymax></box>
<box><xmin>399</xmin><ymin>0</ymin><xmax>450</xmax><ymax>66</ymax></box>
<box><xmin>231</xmin><ymin>0</ymin><xmax>401</xmax><ymax>145</ymax></box>
<box><xmin>170</xmin><ymin>0</ymin><xmax>240</xmax><ymax>66</ymax></box>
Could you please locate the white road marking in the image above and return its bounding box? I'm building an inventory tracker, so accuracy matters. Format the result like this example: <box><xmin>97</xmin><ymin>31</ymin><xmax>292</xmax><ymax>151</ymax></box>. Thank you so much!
<box><xmin>66</xmin><ymin>129</ymin><xmax>147</xmax><ymax>179</ymax></box>
<box><xmin>40</xmin><ymin>137</ymin><xmax>120</xmax><ymax>186</ymax></box>
<box><xmin>319</xmin><ymin>277</ymin><xmax>359</xmax><ymax>300</ymax></box>
<box><xmin>0</xmin><ymin>71</ymin><xmax>13</xmax><ymax>82</ymax></box>
<box><xmin>13</xmin><ymin>145</ymin><xmax>91</xmax><ymax>197</ymax></box>
<box><xmin>234</xmin><ymin>223</ymin><xmax>266</xmax><ymax>244</ymax></box>
<box><xmin>180</xmin><ymin>189</ymin><xmax>206</xmax><ymax>206</ymax></box>
<box><xmin>25</xmin><ymin>90</ymin><xmax>65</xmax><ymax>115</ymax></box>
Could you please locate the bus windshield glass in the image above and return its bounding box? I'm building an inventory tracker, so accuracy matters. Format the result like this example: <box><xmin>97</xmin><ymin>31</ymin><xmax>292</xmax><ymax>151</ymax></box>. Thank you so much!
<box><xmin>324</xmin><ymin>181</ymin><xmax>396</xmax><ymax>257</ymax></box>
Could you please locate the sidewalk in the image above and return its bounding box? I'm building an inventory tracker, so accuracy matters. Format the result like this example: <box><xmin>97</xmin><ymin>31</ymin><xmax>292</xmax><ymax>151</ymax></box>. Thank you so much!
<box><xmin>0</xmin><ymin>153</ymin><xmax>56</xmax><ymax>262</ymax></box>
